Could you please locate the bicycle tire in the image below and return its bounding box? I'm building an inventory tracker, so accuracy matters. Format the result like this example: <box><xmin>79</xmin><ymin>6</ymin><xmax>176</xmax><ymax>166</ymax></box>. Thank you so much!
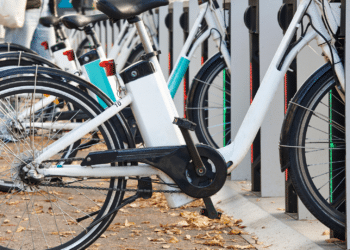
<box><xmin>283</xmin><ymin>63</ymin><xmax>345</xmax><ymax>235</ymax></box>
<box><xmin>124</xmin><ymin>43</ymin><xmax>145</xmax><ymax>68</ymax></box>
<box><xmin>76</xmin><ymin>38</ymin><xmax>94</xmax><ymax>58</ymax></box>
<box><xmin>187</xmin><ymin>52</ymin><xmax>230</xmax><ymax>148</ymax></box>
<box><xmin>0</xmin><ymin>43</ymin><xmax>37</xmax><ymax>54</ymax></box>
<box><xmin>0</xmin><ymin>75</ymin><xmax>133</xmax><ymax>249</ymax></box>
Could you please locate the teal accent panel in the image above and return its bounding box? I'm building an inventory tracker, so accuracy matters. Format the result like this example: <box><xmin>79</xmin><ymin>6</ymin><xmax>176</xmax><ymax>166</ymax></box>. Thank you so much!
<box><xmin>168</xmin><ymin>57</ymin><xmax>190</xmax><ymax>98</ymax></box>
<box><xmin>58</xmin><ymin>0</ymin><xmax>73</xmax><ymax>8</ymax></box>
<box><xmin>84</xmin><ymin>59</ymin><xmax>116</xmax><ymax>109</ymax></box>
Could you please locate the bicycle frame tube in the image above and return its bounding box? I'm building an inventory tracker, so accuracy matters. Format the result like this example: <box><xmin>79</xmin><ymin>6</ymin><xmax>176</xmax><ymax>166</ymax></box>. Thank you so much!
<box><xmin>220</xmin><ymin>0</ymin><xmax>344</xmax><ymax>173</ymax></box>
<box><xmin>33</xmin><ymin>94</ymin><xmax>132</xmax><ymax>165</ymax></box>
<box><xmin>108</xmin><ymin>23</ymin><xmax>137</xmax><ymax>60</ymax></box>
<box><xmin>116</xmin><ymin>30</ymin><xmax>140</xmax><ymax>72</ymax></box>
<box><xmin>168</xmin><ymin>1</ymin><xmax>231</xmax><ymax>98</ymax></box>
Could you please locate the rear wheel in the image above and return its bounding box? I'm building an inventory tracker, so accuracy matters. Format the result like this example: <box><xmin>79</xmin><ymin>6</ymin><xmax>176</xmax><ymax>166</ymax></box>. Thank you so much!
<box><xmin>187</xmin><ymin>53</ymin><xmax>231</xmax><ymax>148</ymax></box>
<box><xmin>0</xmin><ymin>76</ymin><xmax>132</xmax><ymax>249</ymax></box>
<box><xmin>76</xmin><ymin>38</ymin><xmax>94</xmax><ymax>58</ymax></box>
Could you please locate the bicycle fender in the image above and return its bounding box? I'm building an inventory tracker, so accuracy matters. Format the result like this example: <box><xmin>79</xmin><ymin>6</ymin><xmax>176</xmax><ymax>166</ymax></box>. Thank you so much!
<box><xmin>279</xmin><ymin>63</ymin><xmax>331</xmax><ymax>172</ymax></box>
<box><xmin>0</xmin><ymin>66</ymin><xmax>135</xmax><ymax>148</ymax></box>
<box><xmin>0</xmin><ymin>52</ymin><xmax>60</xmax><ymax>69</ymax></box>
<box><xmin>0</xmin><ymin>43</ymin><xmax>38</xmax><ymax>54</ymax></box>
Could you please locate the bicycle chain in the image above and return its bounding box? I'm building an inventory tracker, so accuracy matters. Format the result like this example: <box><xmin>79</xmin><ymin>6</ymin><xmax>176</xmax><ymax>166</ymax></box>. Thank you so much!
<box><xmin>38</xmin><ymin>183</ymin><xmax>182</xmax><ymax>193</ymax></box>
<box><xmin>40</xmin><ymin>157</ymin><xmax>182</xmax><ymax>193</ymax></box>
<box><xmin>42</xmin><ymin>157</ymin><xmax>85</xmax><ymax>163</ymax></box>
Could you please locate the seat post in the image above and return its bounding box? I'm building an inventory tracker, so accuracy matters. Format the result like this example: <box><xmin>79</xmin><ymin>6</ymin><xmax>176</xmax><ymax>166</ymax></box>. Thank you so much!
<box><xmin>132</xmin><ymin>17</ymin><xmax>153</xmax><ymax>54</ymax></box>
<box><xmin>84</xmin><ymin>25</ymin><xmax>101</xmax><ymax>48</ymax></box>
<box><xmin>130</xmin><ymin>16</ymin><xmax>163</xmax><ymax>73</ymax></box>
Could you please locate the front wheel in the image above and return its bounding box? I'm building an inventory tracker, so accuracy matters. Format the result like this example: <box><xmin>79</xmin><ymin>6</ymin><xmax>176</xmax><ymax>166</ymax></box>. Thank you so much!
<box><xmin>285</xmin><ymin>64</ymin><xmax>345</xmax><ymax>235</ymax></box>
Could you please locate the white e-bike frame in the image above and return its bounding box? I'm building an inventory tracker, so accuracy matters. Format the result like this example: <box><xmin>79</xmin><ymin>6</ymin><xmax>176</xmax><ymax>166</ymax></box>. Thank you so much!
<box><xmin>32</xmin><ymin>0</ymin><xmax>344</xmax><ymax>207</ymax></box>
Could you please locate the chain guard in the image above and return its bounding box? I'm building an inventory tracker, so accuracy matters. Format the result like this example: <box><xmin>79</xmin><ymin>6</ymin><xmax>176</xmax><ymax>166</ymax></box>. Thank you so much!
<box><xmin>82</xmin><ymin>144</ymin><xmax>227</xmax><ymax>198</ymax></box>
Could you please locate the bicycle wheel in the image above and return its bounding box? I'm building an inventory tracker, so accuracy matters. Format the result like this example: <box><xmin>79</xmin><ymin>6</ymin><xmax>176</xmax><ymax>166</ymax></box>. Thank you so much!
<box><xmin>76</xmin><ymin>38</ymin><xmax>94</xmax><ymax>58</ymax></box>
<box><xmin>284</xmin><ymin>63</ymin><xmax>345</xmax><ymax>234</ymax></box>
<box><xmin>0</xmin><ymin>75</ymin><xmax>132</xmax><ymax>249</ymax></box>
<box><xmin>124</xmin><ymin>43</ymin><xmax>145</xmax><ymax>68</ymax></box>
<box><xmin>187</xmin><ymin>52</ymin><xmax>230</xmax><ymax>148</ymax></box>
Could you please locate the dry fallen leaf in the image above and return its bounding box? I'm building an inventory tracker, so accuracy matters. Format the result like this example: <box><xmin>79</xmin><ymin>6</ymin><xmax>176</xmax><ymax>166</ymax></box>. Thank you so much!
<box><xmin>226</xmin><ymin>245</ymin><xmax>255</xmax><ymax>249</ymax></box>
<box><xmin>162</xmin><ymin>245</ymin><xmax>170</xmax><ymax>249</ymax></box>
<box><xmin>184</xmin><ymin>235</ymin><xmax>191</xmax><ymax>240</ymax></box>
<box><xmin>203</xmin><ymin>239</ymin><xmax>224</xmax><ymax>247</ymax></box>
<box><xmin>51</xmin><ymin>231</ymin><xmax>76</xmax><ymax>237</ymax></box>
<box><xmin>141</xmin><ymin>221</ymin><xmax>150</xmax><ymax>224</ymax></box>
<box><xmin>124</xmin><ymin>219</ymin><xmax>135</xmax><ymax>227</ymax></box>
<box><xmin>3</xmin><ymin>219</ymin><xmax>9</xmax><ymax>224</ymax></box>
<box><xmin>326</xmin><ymin>238</ymin><xmax>342</xmax><ymax>243</ymax></box>
<box><xmin>168</xmin><ymin>236</ymin><xmax>179</xmax><ymax>243</ymax></box>
<box><xmin>16</xmin><ymin>226</ymin><xmax>25</xmax><ymax>233</ymax></box>
<box><xmin>228</xmin><ymin>229</ymin><xmax>242</xmax><ymax>235</ymax></box>
<box><xmin>147</xmin><ymin>237</ymin><xmax>165</xmax><ymax>242</ymax></box>
<box><xmin>322</xmin><ymin>230</ymin><xmax>330</xmax><ymax>236</ymax></box>
<box><xmin>177</xmin><ymin>220</ymin><xmax>189</xmax><ymax>227</ymax></box>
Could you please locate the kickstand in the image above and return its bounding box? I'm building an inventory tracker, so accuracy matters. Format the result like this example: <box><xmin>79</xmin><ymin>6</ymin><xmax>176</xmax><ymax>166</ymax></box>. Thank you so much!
<box><xmin>200</xmin><ymin>197</ymin><xmax>222</xmax><ymax>219</ymax></box>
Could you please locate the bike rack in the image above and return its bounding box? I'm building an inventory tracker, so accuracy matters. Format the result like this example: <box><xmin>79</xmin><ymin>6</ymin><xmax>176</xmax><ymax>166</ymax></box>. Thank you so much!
<box><xmin>181</xmin><ymin>2</ymin><xmax>190</xmax><ymax>118</ymax></box>
<box><xmin>158</xmin><ymin>5</ymin><xmax>170</xmax><ymax>80</ymax></box>
<box><xmin>229</xmin><ymin>0</ymin><xmax>251</xmax><ymax>181</ymax></box>
<box><xmin>279</xmin><ymin>0</ymin><xmax>299</xmax><ymax>215</ymax></box>
<box><xmin>344</xmin><ymin>0</ymin><xmax>350</xmax><ymax>247</ymax></box>
<box><xmin>244</xmin><ymin>0</ymin><xmax>261</xmax><ymax>192</ymax></box>
<box><xmin>331</xmin><ymin>0</ymin><xmax>346</xmax><ymax>242</ymax></box>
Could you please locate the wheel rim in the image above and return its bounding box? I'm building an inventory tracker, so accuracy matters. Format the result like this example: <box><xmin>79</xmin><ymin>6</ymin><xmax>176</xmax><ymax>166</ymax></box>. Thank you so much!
<box><xmin>195</xmin><ymin>63</ymin><xmax>231</xmax><ymax>149</ymax></box>
<box><xmin>294</xmin><ymin>76</ymin><xmax>345</xmax><ymax>231</ymax></box>
<box><xmin>0</xmin><ymin>82</ymin><xmax>125</xmax><ymax>249</ymax></box>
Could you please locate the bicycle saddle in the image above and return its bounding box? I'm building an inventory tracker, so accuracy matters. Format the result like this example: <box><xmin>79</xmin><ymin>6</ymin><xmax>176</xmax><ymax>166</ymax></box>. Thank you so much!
<box><xmin>96</xmin><ymin>0</ymin><xmax>168</xmax><ymax>20</ymax></box>
<box><xmin>61</xmin><ymin>13</ymin><xmax>109</xmax><ymax>30</ymax></box>
<box><xmin>40</xmin><ymin>16</ymin><xmax>61</xmax><ymax>28</ymax></box>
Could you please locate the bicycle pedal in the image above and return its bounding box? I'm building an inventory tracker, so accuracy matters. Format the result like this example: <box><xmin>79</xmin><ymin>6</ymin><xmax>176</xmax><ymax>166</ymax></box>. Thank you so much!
<box><xmin>173</xmin><ymin>117</ymin><xmax>196</xmax><ymax>131</ymax></box>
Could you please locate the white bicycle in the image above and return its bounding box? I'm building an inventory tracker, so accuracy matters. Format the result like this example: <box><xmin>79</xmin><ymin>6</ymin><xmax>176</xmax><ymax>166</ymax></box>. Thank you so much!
<box><xmin>0</xmin><ymin>0</ymin><xmax>345</xmax><ymax>249</ymax></box>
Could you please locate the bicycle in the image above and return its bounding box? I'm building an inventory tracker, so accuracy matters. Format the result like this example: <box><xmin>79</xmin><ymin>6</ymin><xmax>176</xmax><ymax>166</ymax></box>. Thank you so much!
<box><xmin>0</xmin><ymin>0</ymin><xmax>345</xmax><ymax>249</ymax></box>
<box><xmin>75</xmin><ymin>0</ymin><xmax>232</xmax><ymax>149</ymax></box>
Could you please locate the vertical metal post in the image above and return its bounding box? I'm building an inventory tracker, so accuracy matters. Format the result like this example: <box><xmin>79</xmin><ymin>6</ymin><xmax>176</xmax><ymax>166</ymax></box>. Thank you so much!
<box><xmin>189</xmin><ymin>0</ymin><xmax>201</xmax><ymax>89</ymax></box>
<box><xmin>279</xmin><ymin>0</ymin><xmax>298</xmax><ymax>214</ymax></box>
<box><xmin>181</xmin><ymin>2</ymin><xmax>190</xmax><ymax>118</ymax></box>
<box><xmin>345</xmin><ymin>0</ymin><xmax>350</xmax><ymax>246</ymax></box>
<box><xmin>244</xmin><ymin>0</ymin><xmax>261</xmax><ymax>191</ymax></box>
<box><xmin>158</xmin><ymin>6</ymin><xmax>170</xmax><ymax>80</ymax></box>
<box><xmin>165</xmin><ymin>7</ymin><xmax>173</xmax><ymax>77</ymax></box>
<box><xmin>230</xmin><ymin>0</ymin><xmax>250</xmax><ymax>181</ymax></box>
<box><xmin>172</xmin><ymin>1</ymin><xmax>185</xmax><ymax>115</ymax></box>
<box><xmin>259</xmin><ymin>0</ymin><xmax>284</xmax><ymax>197</ymax></box>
